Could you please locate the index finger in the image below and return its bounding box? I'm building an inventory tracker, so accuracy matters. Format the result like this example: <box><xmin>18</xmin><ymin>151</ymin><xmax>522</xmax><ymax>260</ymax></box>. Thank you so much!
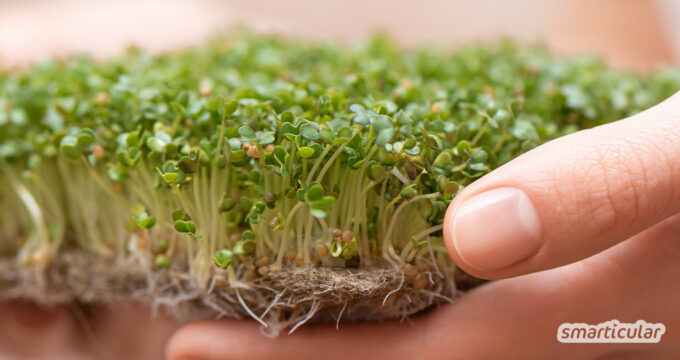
<box><xmin>444</xmin><ymin>92</ymin><xmax>680</xmax><ymax>279</ymax></box>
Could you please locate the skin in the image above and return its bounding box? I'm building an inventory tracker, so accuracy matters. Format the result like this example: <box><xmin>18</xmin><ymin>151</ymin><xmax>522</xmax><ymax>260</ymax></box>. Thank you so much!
<box><xmin>0</xmin><ymin>302</ymin><xmax>179</xmax><ymax>359</ymax></box>
<box><xmin>0</xmin><ymin>1</ymin><xmax>677</xmax><ymax>359</ymax></box>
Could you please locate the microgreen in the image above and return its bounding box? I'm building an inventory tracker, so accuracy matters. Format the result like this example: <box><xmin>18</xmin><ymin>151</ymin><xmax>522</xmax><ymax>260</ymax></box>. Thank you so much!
<box><xmin>212</xmin><ymin>249</ymin><xmax>233</xmax><ymax>269</ymax></box>
<box><xmin>155</xmin><ymin>255</ymin><xmax>172</xmax><ymax>268</ymax></box>
<box><xmin>134</xmin><ymin>212</ymin><xmax>157</xmax><ymax>229</ymax></box>
<box><xmin>1</xmin><ymin>33</ymin><xmax>678</xmax><ymax>318</ymax></box>
<box><xmin>172</xmin><ymin>210</ymin><xmax>201</xmax><ymax>237</ymax></box>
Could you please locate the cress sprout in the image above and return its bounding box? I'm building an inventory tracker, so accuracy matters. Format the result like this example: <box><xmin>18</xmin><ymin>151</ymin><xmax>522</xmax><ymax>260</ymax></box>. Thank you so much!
<box><xmin>1</xmin><ymin>33</ymin><xmax>678</xmax><ymax>332</ymax></box>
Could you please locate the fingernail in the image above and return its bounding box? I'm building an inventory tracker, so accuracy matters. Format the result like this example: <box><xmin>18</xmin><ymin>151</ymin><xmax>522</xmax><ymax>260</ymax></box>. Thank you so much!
<box><xmin>451</xmin><ymin>187</ymin><xmax>543</xmax><ymax>271</ymax></box>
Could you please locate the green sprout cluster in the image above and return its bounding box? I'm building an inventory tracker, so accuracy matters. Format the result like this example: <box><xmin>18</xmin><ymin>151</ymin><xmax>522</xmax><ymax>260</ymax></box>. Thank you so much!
<box><xmin>1</xmin><ymin>34</ymin><xmax>679</xmax><ymax>298</ymax></box>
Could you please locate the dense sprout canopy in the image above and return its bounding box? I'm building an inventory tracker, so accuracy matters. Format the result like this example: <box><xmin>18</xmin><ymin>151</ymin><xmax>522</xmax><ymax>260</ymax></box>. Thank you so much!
<box><xmin>1</xmin><ymin>34</ymin><xmax>679</xmax><ymax>330</ymax></box>
<box><xmin>3</xmin><ymin>35</ymin><xmax>680</xmax><ymax>171</ymax></box>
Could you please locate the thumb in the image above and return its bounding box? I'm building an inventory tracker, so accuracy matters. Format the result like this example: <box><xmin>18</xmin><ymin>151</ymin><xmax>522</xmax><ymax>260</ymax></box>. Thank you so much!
<box><xmin>443</xmin><ymin>92</ymin><xmax>680</xmax><ymax>279</ymax></box>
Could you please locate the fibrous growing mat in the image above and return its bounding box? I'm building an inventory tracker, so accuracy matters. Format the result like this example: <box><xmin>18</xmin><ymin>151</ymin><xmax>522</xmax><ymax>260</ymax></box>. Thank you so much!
<box><xmin>1</xmin><ymin>34</ymin><xmax>679</xmax><ymax>335</ymax></box>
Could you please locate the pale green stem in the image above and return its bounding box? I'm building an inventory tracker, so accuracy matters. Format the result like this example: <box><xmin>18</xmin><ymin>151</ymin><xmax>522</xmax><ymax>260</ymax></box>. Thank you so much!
<box><xmin>382</xmin><ymin>193</ymin><xmax>441</xmax><ymax>263</ymax></box>
<box><xmin>399</xmin><ymin>224</ymin><xmax>443</xmax><ymax>262</ymax></box>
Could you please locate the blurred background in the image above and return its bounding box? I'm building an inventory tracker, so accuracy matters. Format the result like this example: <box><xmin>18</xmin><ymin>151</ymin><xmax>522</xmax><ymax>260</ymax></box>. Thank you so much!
<box><xmin>1</xmin><ymin>0</ymin><xmax>680</xmax><ymax>72</ymax></box>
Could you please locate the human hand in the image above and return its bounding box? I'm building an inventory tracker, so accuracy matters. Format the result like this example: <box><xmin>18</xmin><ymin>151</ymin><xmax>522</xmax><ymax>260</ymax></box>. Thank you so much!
<box><xmin>166</xmin><ymin>93</ymin><xmax>680</xmax><ymax>360</ymax></box>
<box><xmin>0</xmin><ymin>301</ymin><xmax>178</xmax><ymax>359</ymax></box>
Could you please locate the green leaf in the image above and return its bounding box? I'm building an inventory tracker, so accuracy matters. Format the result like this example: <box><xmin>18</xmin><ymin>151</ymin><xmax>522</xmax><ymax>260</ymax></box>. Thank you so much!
<box><xmin>218</xmin><ymin>195</ymin><xmax>236</xmax><ymax>212</ymax></box>
<box><xmin>108</xmin><ymin>165</ymin><xmax>127</xmax><ymax>182</ymax></box>
<box><xmin>134</xmin><ymin>212</ymin><xmax>156</xmax><ymax>229</ymax></box>
<box><xmin>233</xmin><ymin>239</ymin><xmax>256</xmax><ymax>255</ymax></box>
<box><xmin>212</xmin><ymin>249</ymin><xmax>233</xmax><ymax>269</ymax></box>
<box><xmin>281</xmin><ymin>122</ymin><xmax>298</xmax><ymax>135</ymax></box>
<box><xmin>375</xmin><ymin>128</ymin><xmax>395</xmax><ymax>146</ymax></box>
<box><xmin>305</xmin><ymin>183</ymin><xmax>324</xmax><ymax>202</ymax></box>
<box><xmin>125</xmin><ymin>132</ymin><xmax>139</xmax><ymax>147</ymax></box>
<box><xmin>162</xmin><ymin>172</ymin><xmax>179</xmax><ymax>184</ymax></box>
<box><xmin>372</xmin><ymin>115</ymin><xmax>392</xmax><ymax>130</ymax></box>
<box><xmin>259</xmin><ymin>133</ymin><xmax>275</xmax><ymax>145</ymax></box>
<box><xmin>280</xmin><ymin>111</ymin><xmax>295</xmax><ymax>123</ymax></box>
<box><xmin>433</xmin><ymin>151</ymin><xmax>452</xmax><ymax>168</ymax></box>
<box><xmin>156</xmin><ymin>167</ymin><xmax>179</xmax><ymax>184</ymax></box>
<box><xmin>309</xmin><ymin>207</ymin><xmax>327</xmax><ymax>218</ymax></box>
<box><xmin>155</xmin><ymin>255</ymin><xmax>172</xmax><ymax>268</ymax></box>
<box><xmin>456</xmin><ymin>140</ymin><xmax>471</xmax><ymax>156</ymax></box>
<box><xmin>76</xmin><ymin>133</ymin><xmax>94</xmax><ymax>149</ymax></box>
<box><xmin>59</xmin><ymin>136</ymin><xmax>81</xmax><ymax>160</ymax></box>
<box><xmin>320</xmin><ymin>127</ymin><xmax>334</xmax><ymax>143</ymax></box>
<box><xmin>253</xmin><ymin>201</ymin><xmax>265</xmax><ymax>212</ymax></box>
<box><xmin>367</xmin><ymin>163</ymin><xmax>386</xmax><ymax>181</ymax></box>
<box><xmin>411</xmin><ymin>237</ymin><xmax>427</xmax><ymax>249</ymax></box>
<box><xmin>395</xmin><ymin>110</ymin><xmax>413</xmax><ymax>125</ymax></box>
<box><xmin>470</xmin><ymin>149</ymin><xmax>488</xmax><ymax>163</ymax></box>
<box><xmin>400</xmin><ymin>185</ymin><xmax>416</xmax><ymax>199</ymax></box>
<box><xmin>273</xmin><ymin>146</ymin><xmax>287</xmax><ymax>163</ymax></box>
<box><xmin>341</xmin><ymin>239</ymin><xmax>358</xmax><ymax>260</ymax></box>
<box><xmin>118</xmin><ymin>148</ymin><xmax>141</xmax><ymax>166</ymax></box>
<box><xmin>241</xmin><ymin>230</ymin><xmax>256</xmax><ymax>241</ymax></box>
<box><xmin>223</xmin><ymin>99</ymin><xmax>239</xmax><ymax>116</ymax></box>
<box><xmin>493</xmin><ymin>109</ymin><xmax>511</xmax><ymax>123</ymax></box>
<box><xmin>350</xmin><ymin>104</ymin><xmax>370</xmax><ymax>125</ymax></box>
<box><xmin>312</xmin><ymin>196</ymin><xmax>335</xmax><ymax>209</ymax></box>
<box><xmin>438</xmin><ymin>179</ymin><xmax>459</xmax><ymax>196</ymax></box>
<box><xmin>146</xmin><ymin>136</ymin><xmax>168</xmax><ymax>153</ymax></box>
<box><xmin>403</xmin><ymin>137</ymin><xmax>417</xmax><ymax>149</ymax></box>
<box><xmin>300</xmin><ymin>124</ymin><xmax>320</xmax><ymax>140</ymax></box>
<box><xmin>336</xmin><ymin>127</ymin><xmax>352</xmax><ymax>139</ymax></box>
<box><xmin>178</xmin><ymin>151</ymin><xmax>199</xmax><ymax>174</ymax></box>
<box><xmin>173</xmin><ymin>220</ymin><xmax>197</xmax><ymax>234</ymax></box>
<box><xmin>229</xmin><ymin>150</ymin><xmax>248</xmax><ymax>166</ymax></box>
<box><xmin>298</xmin><ymin>146</ymin><xmax>315</xmax><ymax>158</ymax></box>
<box><xmin>238</xmin><ymin>126</ymin><xmax>257</xmax><ymax>141</ymax></box>
<box><xmin>172</xmin><ymin>210</ymin><xmax>190</xmax><ymax>222</ymax></box>
<box><xmin>468</xmin><ymin>162</ymin><xmax>489</xmax><ymax>171</ymax></box>
<box><xmin>511</xmin><ymin>118</ymin><xmax>539</xmax><ymax>141</ymax></box>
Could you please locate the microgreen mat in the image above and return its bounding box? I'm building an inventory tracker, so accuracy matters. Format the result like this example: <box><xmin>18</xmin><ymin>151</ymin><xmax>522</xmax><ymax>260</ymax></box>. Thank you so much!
<box><xmin>1</xmin><ymin>34</ymin><xmax>678</xmax><ymax>334</ymax></box>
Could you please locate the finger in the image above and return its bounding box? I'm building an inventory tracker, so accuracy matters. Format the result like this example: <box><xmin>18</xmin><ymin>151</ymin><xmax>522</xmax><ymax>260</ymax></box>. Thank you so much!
<box><xmin>443</xmin><ymin>92</ymin><xmax>680</xmax><ymax>279</ymax></box>
<box><xmin>84</xmin><ymin>303</ymin><xmax>180</xmax><ymax>360</ymax></box>
<box><xmin>166</xmin><ymin>216</ymin><xmax>680</xmax><ymax>360</ymax></box>
<box><xmin>167</xmin><ymin>315</ymin><xmax>418</xmax><ymax>360</ymax></box>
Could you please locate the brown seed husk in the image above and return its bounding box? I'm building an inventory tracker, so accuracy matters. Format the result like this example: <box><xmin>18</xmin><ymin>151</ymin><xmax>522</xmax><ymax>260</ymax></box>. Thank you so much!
<box><xmin>284</xmin><ymin>249</ymin><xmax>297</xmax><ymax>262</ymax></box>
<box><xmin>314</xmin><ymin>244</ymin><xmax>329</xmax><ymax>257</ymax></box>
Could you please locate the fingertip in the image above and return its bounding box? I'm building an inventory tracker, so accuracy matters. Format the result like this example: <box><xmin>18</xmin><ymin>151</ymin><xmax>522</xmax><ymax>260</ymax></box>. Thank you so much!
<box><xmin>443</xmin><ymin>189</ymin><xmax>504</xmax><ymax>280</ymax></box>
<box><xmin>166</xmin><ymin>322</ymin><xmax>222</xmax><ymax>360</ymax></box>
<box><xmin>443</xmin><ymin>196</ymin><xmax>464</xmax><ymax>267</ymax></box>
<box><xmin>166</xmin><ymin>320</ymin><xmax>261</xmax><ymax>360</ymax></box>
<box><xmin>166</xmin><ymin>318</ymin><xmax>424</xmax><ymax>360</ymax></box>
<box><xmin>444</xmin><ymin>190</ymin><xmax>487</xmax><ymax>278</ymax></box>
<box><xmin>165</xmin><ymin>324</ymin><xmax>196</xmax><ymax>360</ymax></box>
